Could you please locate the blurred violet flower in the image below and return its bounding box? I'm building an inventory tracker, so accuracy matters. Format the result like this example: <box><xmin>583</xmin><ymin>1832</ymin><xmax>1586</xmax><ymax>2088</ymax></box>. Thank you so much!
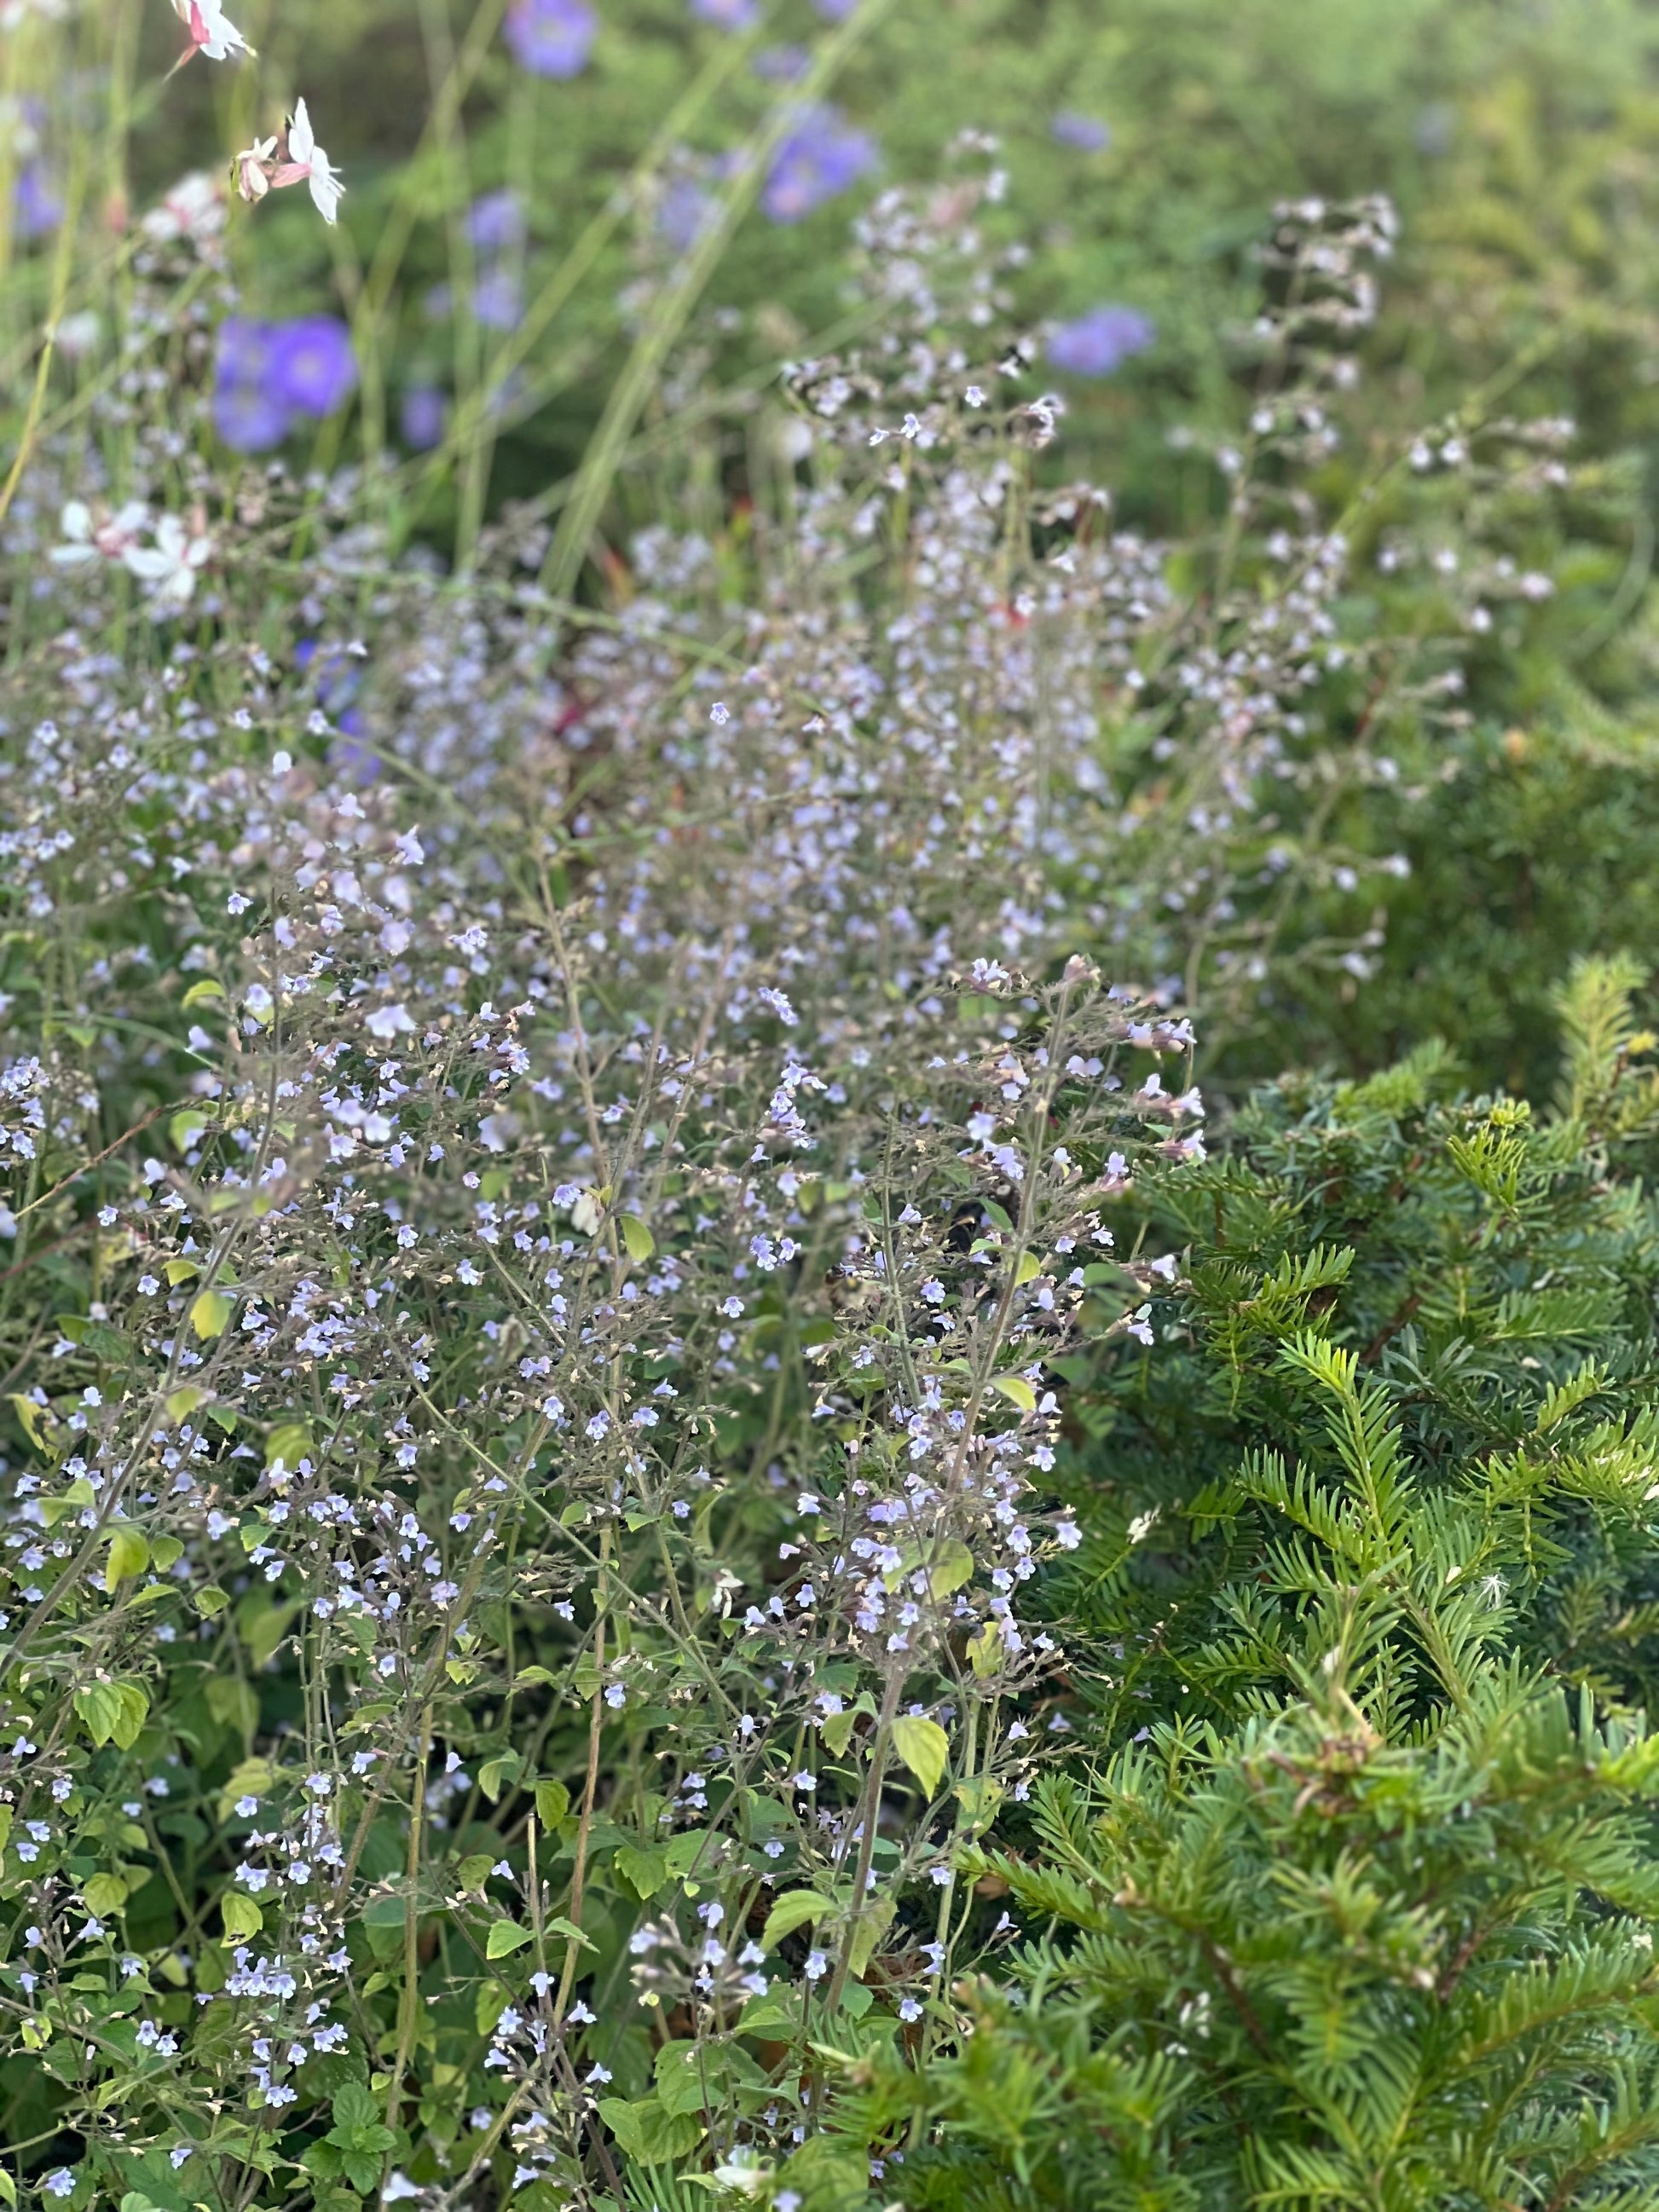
<box><xmin>1051</xmin><ymin>111</ymin><xmax>1110</xmax><ymax>153</ymax></box>
<box><xmin>468</xmin><ymin>188</ymin><xmax>525</xmax><ymax>253</ymax></box>
<box><xmin>505</xmin><ymin>0</ymin><xmax>595</xmax><ymax>76</ymax></box>
<box><xmin>14</xmin><ymin>163</ymin><xmax>61</xmax><ymax>239</ymax></box>
<box><xmin>213</xmin><ymin>314</ymin><xmax>357</xmax><ymax>453</ymax></box>
<box><xmin>812</xmin><ymin>0</ymin><xmax>858</xmax><ymax>17</ymax></box>
<box><xmin>214</xmin><ymin>320</ymin><xmax>286</xmax><ymax>451</ymax></box>
<box><xmin>691</xmin><ymin>0</ymin><xmax>760</xmax><ymax>27</ymax></box>
<box><xmin>763</xmin><ymin>104</ymin><xmax>876</xmax><ymax>224</ymax></box>
<box><xmin>401</xmin><ymin>387</ymin><xmax>448</xmax><ymax>450</ymax></box>
<box><xmin>656</xmin><ymin>179</ymin><xmax>716</xmax><ymax>253</ymax></box>
<box><xmin>472</xmin><ymin>267</ymin><xmax>523</xmax><ymax>331</ymax></box>
<box><xmin>1048</xmin><ymin>303</ymin><xmax>1153</xmax><ymax>377</ymax></box>
<box><xmin>213</xmin><ymin>378</ymin><xmax>289</xmax><ymax>453</ymax></box>
<box><xmin>754</xmin><ymin>44</ymin><xmax>808</xmax><ymax>80</ymax></box>
<box><xmin>328</xmin><ymin>731</ymin><xmax>379</xmax><ymax>783</ymax></box>
<box><xmin>275</xmin><ymin>315</ymin><xmax>358</xmax><ymax>414</ymax></box>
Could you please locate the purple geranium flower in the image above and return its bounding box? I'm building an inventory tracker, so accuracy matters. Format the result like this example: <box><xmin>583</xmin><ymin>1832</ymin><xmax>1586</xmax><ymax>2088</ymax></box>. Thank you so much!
<box><xmin>276</xmin><ymin>316</ymin><xmax>358</xmax><ymax>417</ymax></box>
<box><xmin>691</xmin><ymin>0</ymin><xmax>760</xmax><ymax>26</ymax></box>
<box><xmin>217</xmin><ymin>317</ymin><xmax>278</xmax><ymax>385</ymax></box>
<box><xmin>1048</xmin><ymin>304</ymin><xmax>1154</xmax><ymax>378</ymax></box>
<box><xmin>214</xmin><ymin>321</ymin><xmax>287</xmax><ymax>451</ymax></box>
<box><xmin>14</xmin><ymin>163</ymin><xmax>61</xmax><ymax>240</ymax></box>
<box><xmin>1051</xmin><ymin>111</ymin><xmax>1111</xmax><ymax>153</ymax></box>
<box><xmin>763</xmin><ymin>104</ymin><xmax>876</xmax><ymax>225</ymax></box>
<box><xmin>467</xmin><ymin>189</ymin><xmax>525</xmax><ymax>254</ymax></box>
<box><xmin>505</xmin><ymin>0</ymin><xmax>595</xmax><ymax>77</ymax></box>
<box><xmin>401</xmin><ymin>388</ymin><xmax>448</xmax><ymax>450</ymax></box>
<box><xmin>213</xmin><ymin>378</ymin><xmax>290</xmax><ymax>454</ymax></box>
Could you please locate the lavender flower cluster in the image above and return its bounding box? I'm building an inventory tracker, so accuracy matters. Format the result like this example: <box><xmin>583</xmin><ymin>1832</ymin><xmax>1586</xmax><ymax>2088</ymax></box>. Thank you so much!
<box><xmin>0</xmin><ymin>153</ymin><xmax>1582</xmax><ymax>2212</ymax></box>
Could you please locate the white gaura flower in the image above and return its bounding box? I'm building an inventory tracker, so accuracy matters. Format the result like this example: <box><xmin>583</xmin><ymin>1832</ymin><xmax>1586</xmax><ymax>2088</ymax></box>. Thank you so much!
<box><xmin>231</xmin><ymin>137</ymin><xmax>276</xmax><ymax>206</ymax></box>
<box><xmin>271</xmin><ymin>101</ymin><xmax>344</xmax><ymax>225</ymax></box>
<box><xmin>51</xmin><ymin>500</ymin><xmax>148</xmax><ymax>567</ymax></box>
<box><xmin>122</xmin><ymin>513</ymin><xmax>212</xmax><ymax>609</ymax></box>
<box><xmin>170</xmin><ymin>0</ymin><xmax>252</xmax><ymax>61</ymax></box>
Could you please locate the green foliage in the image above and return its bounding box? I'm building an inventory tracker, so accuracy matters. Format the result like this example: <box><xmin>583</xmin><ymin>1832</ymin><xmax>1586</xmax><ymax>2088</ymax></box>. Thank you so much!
<box><xmin>847</xmin><ymin>967</ymin><xmax>1659</xmax><ymax>2205</ymax></box>
<box><xmin>1055</xmin><ymin>973</ymin><xmax>1659</xmax><ymax>1725</ymax></box>
<box><xmin>857</xmin><ymin>1683</ymin><xmax>1659</xmax><ymax>2209</ymax></box>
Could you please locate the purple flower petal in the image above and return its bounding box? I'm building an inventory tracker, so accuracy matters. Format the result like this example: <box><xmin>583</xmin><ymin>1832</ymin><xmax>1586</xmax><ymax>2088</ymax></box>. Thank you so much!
<box><xmin>14</xmin><ymin>163</ymin><xmax>61</xmax><ymax>240</ymax></box>
<box><xmin>691</xmin><ymin>0</ymin><xmax>759</xmax><ymax>26</ymax></box>
<box><xmin>1047</xmin><ymin>304</ymin><xmax>1154</xmax><ymax>378</ymax></box>
<box><xmin>277</xmin><ymin>317</ymin><xmax>358</xmax><ymax>417</ymax></box>
<box><xmin>213</xmin><ymin>379</ymin><xmax>290</xmax><ymax>454</ymax></box>
<box><xmin>505</xmin><ymin>0</ymin><xmax>596</xmax><ymax>77</ymax></box>
<box><xmin>401</xmin><ymin>387</ymin><xmax>448</xmax><ymax>450</ymax></box>
<box><xmin>472</xmin><ymin>269</ymin><xmax>523</xmax><ymax>332</ymax></box>
<box><xmin>1050</xmin><ymin>112</ymin><xmax>1111</xmax><ymax>153</ymax></box>
<box><xmin>754</xmin><ymin>44</ymin><xmax>809</xmax><ymax>80</ymax></box>
<box><xmin>763</xmin><ymin>104</ymin><xmax>877</xmax><ymax>225</ymax></box>
<box><xmin>467</xmin><ymin>189</ymin><xmax>525</xmax><ymax>254</ymax></box>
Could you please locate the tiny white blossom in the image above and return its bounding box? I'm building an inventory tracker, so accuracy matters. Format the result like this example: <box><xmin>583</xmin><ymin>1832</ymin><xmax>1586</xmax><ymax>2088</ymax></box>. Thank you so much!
<box><xmin>123</xmin><ymin>513</ymin><xmax>212</xmax><ymax>608</ymax></box>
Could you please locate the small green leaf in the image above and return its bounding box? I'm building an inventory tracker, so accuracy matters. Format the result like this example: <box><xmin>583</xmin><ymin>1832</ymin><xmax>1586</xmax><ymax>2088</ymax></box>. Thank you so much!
<box><xmin>533</xmin><ymin>1778</ymin><xmax>569</xmax><ymax>1827</ymax></box>
<box><xmin>455</xmin><ymin>1854</ymin><xmax>494</xmax><ymax>1893</ymax></box>
<box><xmin>7</xmin><ymin>1394</ymin><xmax>52</xmax><ymax>1455</ymax></box>
<box><xmin>190</xmin><ymin>1290</ymin><xmax>234</xmax><ymax>1339</ymax></box>
<box><xmin>165</xmin><ymin>1385</ymin><xmax>211</xmax><ymax>1425</ymax></box>
<box><xmin>83</xmin><ymin>1872</ymin><xmax>129</xmax><ymax>1917</ymax></box>
<box><xmin>111</xmin><ymin>1682</ymin><xmax>150</xmax><ymax>1748</ymax></box>
<box><xmin>1014</xmin><ymin>1250</ymin><xmax>1043</xmax><ymax>1285</ymax></box>
<box><xmin>822</xmin><ymin>1709</ymin><xmax>856</xmax><ymax>1758</ymax></box>
<box><xmin>222</xmin><ymin>1891</ymin><xmax>263</xmax><ymax>1941</ymax></box>
<box><xmin>478</xmin><ymin>1751</ymin><xmax>522</xmax><ymax>1804</ymax></box>
<box><xmin>105</xmin><ymin>1528</ymin><xmax>150</xmax><ymax>1591</ymax></box>
<box><xmin>170</xmin><ymin>1110</ymin><xmax>209</xmax><ymax>1150</ymax></box>
<box><xmin>620</xmin><ymin>1214</ymin><xmax>655</xmax><ymax>1262</ymax></box>
<box><xmin>760</xmin><ymin>1890</ymin><xmax>835</xmax><ymax>1951</ymax></box>
<box><xmin>990</xmin><ymin>1373</ymin><xmax>1037</xmax><ymax>1412</ymax></box>
<box><xmin>923</xmin><ymin>1538</ymin><xmax>975</xmax><ymax>1598</ymax></box>
<box><xmin>890</xmin><ymin>1715</ymin><xmax>949</xmax><ymax>1799</ymax></box>
<box><xmin>164</xmin><ymin>1258</ymin><xmax>199</xmax><ymax>1286</ymax></box>
<box><xmin>182</xmin><ymin>978</ymin><xmax>226</xmax><ymax>1008</ymax></box>
<box><xmin>485</xmin><ymin>1919</ymin><xmax>534</xmax><ymax>1958</ymax></box>
<box><xmin>263</xmin><ymin>1423</ymin><xmax>313</xmax><ymax>1472</ymax></box>
<box><xmin>847</xmin><ymin>1895</ymin><xmax>896</xmax><ymax>1980</ymax></box>
<box><xmin>614</xmin><ymin>1844</ymin><xmax>668</xmax><ymax>1899</ymax></box>
<box><xmin>598</xmin><ymin>2095</ymin><xmax>702</xmax><ymax>2165</ymax></box>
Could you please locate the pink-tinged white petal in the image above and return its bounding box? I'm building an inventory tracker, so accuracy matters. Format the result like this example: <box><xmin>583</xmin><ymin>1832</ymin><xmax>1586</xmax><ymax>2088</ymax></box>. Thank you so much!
<box><xmin>307</xmin><ymin>153</ymin><xmax>345</xmax><ymax>225</ymax></box>
<box><xmin>287</xmin><ymin>100</ymin><xmax>316</xmax><ymax>167</ymax></box>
